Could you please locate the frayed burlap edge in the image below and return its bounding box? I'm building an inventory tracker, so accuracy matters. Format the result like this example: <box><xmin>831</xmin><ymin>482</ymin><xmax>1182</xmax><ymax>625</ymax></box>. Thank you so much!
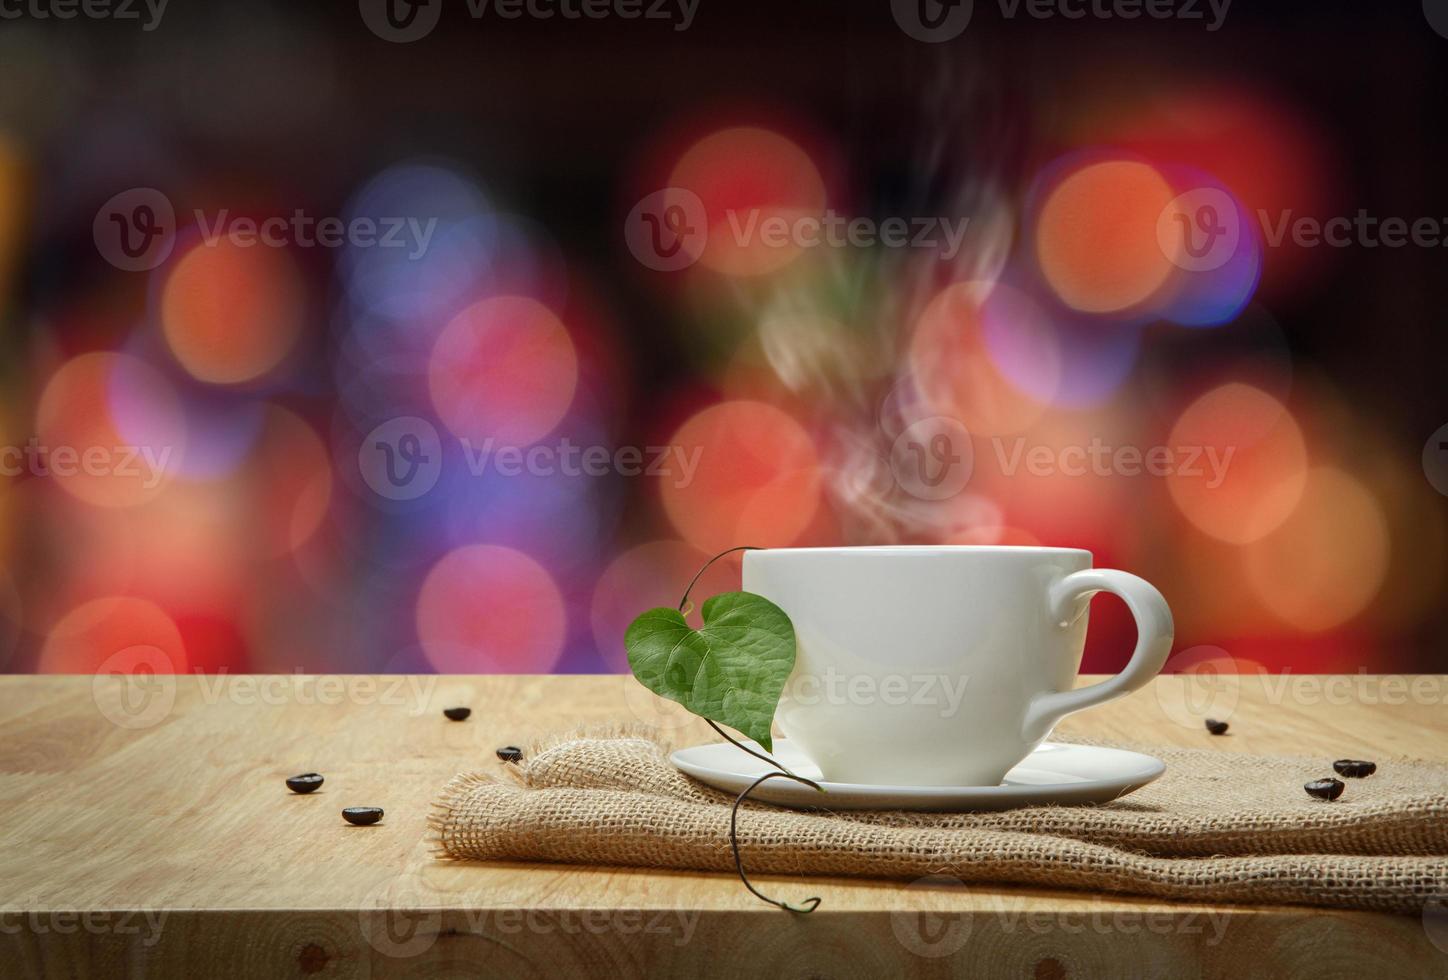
<box><xmin>429</xmin><ymin>723</ymin><xmax>668</xmax><ymax>859</ymax></box>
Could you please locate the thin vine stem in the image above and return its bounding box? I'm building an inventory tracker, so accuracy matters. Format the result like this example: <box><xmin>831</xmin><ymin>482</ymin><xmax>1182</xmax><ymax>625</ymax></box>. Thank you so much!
<box><xmin>730</xmin><ymin>772</ymin><xmax>823</xmax><ymax>914</ymax></box>
<box><xmin>676</xmin><ymin>545</ymin><xmax>827</xmax><ymax>913</ymax></box>
<box><xmin>676</xmin><ymin>545</ymin><xmax>761</xmax><ymax>617</ymax></box>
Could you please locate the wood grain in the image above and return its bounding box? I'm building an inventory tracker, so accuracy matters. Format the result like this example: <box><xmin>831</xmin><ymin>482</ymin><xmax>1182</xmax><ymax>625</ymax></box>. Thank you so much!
<box><xmin>0</xmin><ymin>674</ymin><xmax>1444</xmax><ymax>978</ymax></box>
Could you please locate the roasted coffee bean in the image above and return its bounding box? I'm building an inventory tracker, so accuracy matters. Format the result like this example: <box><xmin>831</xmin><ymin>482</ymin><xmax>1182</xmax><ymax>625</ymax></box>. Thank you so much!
<box><xmin>496</xmin><ymin>746</ymin><xmax>523</xmax><ymax>763</ymax></box>
<box><xmin>286</xmin><ymin>773</ymin><xmax>324</xmax><ymax>794</ymax></box>
<box><xmin>443</xmin><ymin>707</ymin><xmax>472</xmax><ymax>722</ymax></box>
<box><xmin>1304</xmin><ymin>778</ymin><xmax>1345</xmax><ymax>801</ymax></box>
<box><xmin>342</xmin><ymin>807</ymin><xmax>384</xmax><ymax>825</ymax></box>
<box><xmin>1204</xmin><ymin>719</ymin><xmax>1229</xmax><ymax>735</ymax></box>
<box><xmin>1332</xmin><ymin>759</ymin><xmax>1376</xmax><ymax>778</ymax></box>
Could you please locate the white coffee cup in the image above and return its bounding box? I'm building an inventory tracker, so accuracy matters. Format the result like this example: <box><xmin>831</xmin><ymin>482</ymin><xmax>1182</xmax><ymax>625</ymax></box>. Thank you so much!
<box><xmin>743</xmin><ymin>546</ymin><xmax>1173</xmax><ymax>786</ymax></box>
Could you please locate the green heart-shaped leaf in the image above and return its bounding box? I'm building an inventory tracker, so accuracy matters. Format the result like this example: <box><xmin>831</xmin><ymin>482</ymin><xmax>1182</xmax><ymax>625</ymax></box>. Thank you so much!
<box><xmin>625</xmin><ymin>591</ymin><xmax>796</xmax><ymax>753</ymax></box>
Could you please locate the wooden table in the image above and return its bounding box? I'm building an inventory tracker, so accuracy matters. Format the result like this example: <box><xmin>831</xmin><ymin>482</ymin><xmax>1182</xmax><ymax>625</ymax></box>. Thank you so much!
<box><xmin>1</xmin><ymin>674</ymin><xmax>1444</xmax><ymax>978</ymax></box>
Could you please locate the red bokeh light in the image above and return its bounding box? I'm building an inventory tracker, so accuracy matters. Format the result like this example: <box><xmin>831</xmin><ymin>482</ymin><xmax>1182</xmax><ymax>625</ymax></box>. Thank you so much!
<box><xmin>668</xmin><ymin>126</ymin><xmax>826</xmax><ymax>277</ymax></box>
<box><xmin>659</xmin><ymin>400</ymin><xmax>822</xmax><ymax>554</ymax></box>
<box><xmin>428</xmin><ymin>295</ymin><xmax>578</xmax><ymax>446</ymax></box>
<box><xmin>416</xmin><ymin>544</ymin><xmax>566</xmax><ymax>672</ymax></box>
<box><xmin>38</xmin><ymin>596</ymin><xmax>187</xmax><ymax>674</ymax></box>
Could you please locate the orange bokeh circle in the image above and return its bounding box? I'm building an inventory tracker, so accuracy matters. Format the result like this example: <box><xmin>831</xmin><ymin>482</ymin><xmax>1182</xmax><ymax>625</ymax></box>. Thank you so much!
<box><xmin>1036</xmin><ymin>159</ymin><xmax>1178</xmax><ymax>314</ymax></box>
<box><xmin>1166</xmin><ymin>383</ymin><xmax>1307</xmax><ymax>545</ymax></box>
<box><xmin>659</xmin><ymin>400</ymin><xmax>821</xmax><ymax>554</ymax></box>
<box><xmin>161</xmin><ymin>240</ymin><xmax>305</xmax><ymax>384</ymax></box>
<box><xmin>1242</xmin><ymin>467</ymin><xmax>1389</xmax><ymax>633</ymax></box>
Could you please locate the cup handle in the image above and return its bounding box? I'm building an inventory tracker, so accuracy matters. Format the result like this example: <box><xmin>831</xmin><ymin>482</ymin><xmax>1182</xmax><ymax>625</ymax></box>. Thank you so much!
<box><xmin>1021</xmin><ymin>569</ymin><xmax>1174</xmax><ymax>743</ymax></box>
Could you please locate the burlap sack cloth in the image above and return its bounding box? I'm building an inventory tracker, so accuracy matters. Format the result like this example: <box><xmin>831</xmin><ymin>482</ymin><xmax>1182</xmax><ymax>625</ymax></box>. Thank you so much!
<box><xmin>431</xmin><ymin>727</ymin><xmax>1448</xmax><ymax>914</ymax></box>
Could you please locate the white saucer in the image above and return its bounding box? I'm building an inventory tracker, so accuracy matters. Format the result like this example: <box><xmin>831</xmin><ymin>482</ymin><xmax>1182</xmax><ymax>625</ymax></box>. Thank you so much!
<box><xmin>670</xmin><ymin>739</ymin><xmax>1165</xmax><ymax>812</ymax></box>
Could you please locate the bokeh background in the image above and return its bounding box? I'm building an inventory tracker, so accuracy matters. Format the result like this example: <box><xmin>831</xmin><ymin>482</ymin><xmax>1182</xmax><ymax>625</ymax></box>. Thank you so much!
<box><xmin>0</xmin><ymin>1</ymin><xmax>1444</xmax><ymax>678</ymax></box>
